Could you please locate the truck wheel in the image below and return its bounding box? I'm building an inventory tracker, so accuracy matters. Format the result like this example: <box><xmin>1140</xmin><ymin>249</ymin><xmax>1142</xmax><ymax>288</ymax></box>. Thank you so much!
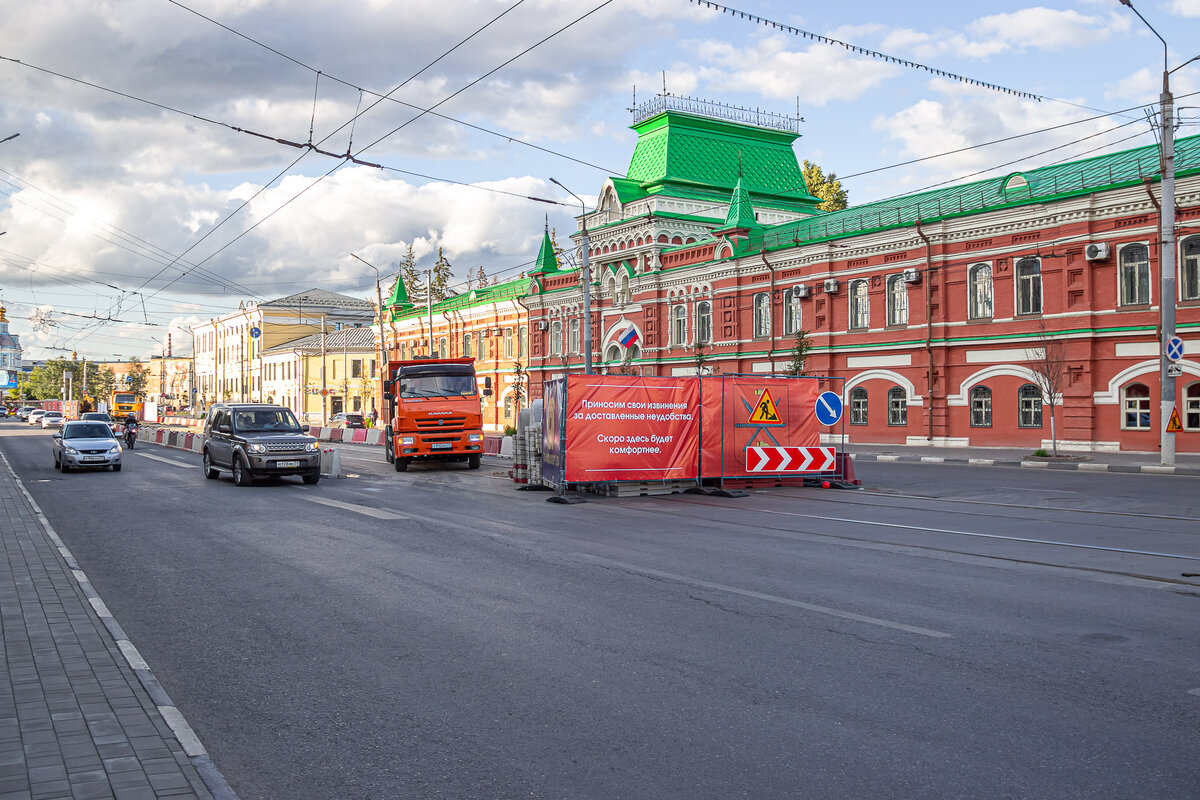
<box><xmin>233</xmin><ymin>454</ymin><xmax>253</xmax><ymax>486</ymax></box>
<box><xmin>384</xmin><ymin>428</ymin><xmax>395</xmax><ymax>463</ymax></box>
<box><xmin>468</xmin><ymin>454</ymin><xmax>481</xmax><ymax>470</ymax></box>
<box><xmin>202</xmin><ymin>451</ymin><xmax>220</xmax><ymax>480</ymax></box>
<box><xmin>394</xmin><ymin>457</ymin><xmax>409</xmax><ymax>472</ymax></box>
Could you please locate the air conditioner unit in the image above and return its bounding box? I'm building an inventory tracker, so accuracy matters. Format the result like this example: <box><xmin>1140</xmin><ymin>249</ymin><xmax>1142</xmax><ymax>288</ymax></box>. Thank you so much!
<box><xmin>1085</xmin><ymin>242</ymin><xmax>1110</xmax><ymax>261</ymax></box>
<box><xmin>823</xmin><ymin>279</ymin><xmax>840</xmax><ymax>294</ymax></box>
<box><xmin>794</xmin><ymin>283</ymin><xmax>810</xmax><ymax>299</ymax></box>
<box><xmin>903</xmin><ymin>268</ymin><xmax>921</xmax><ymax>284</ymax></box>
<box><xmin>536</xmin><ymin>320</ymin><xmax>548</xmax><ymax>331</ymax></box>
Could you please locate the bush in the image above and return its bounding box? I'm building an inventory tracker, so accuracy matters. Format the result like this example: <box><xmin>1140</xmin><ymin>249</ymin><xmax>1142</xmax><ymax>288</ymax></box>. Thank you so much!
<box><xmin>1033</xmin><ymin>448</ymin><xmax>1049</xmax><ymax>457</ymax></box>
<box><xmin>503</xmin><ymin>425</ymin><xmax>517</xmax><ymax>437</ymax></box>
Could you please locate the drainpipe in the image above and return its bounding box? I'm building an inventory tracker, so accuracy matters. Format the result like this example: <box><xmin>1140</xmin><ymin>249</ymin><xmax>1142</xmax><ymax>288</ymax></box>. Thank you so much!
<box><xmin>761</xmin><ymin>249</ymin><xmax>775</xmax><ymax>365</ymax></box>
<box><xmin>1143</xmin><ymin>177</ymin><xmax>1163</xmax><ymax>343</ymax></box>
<box><xmin>915</xmin><ymin>221</ymin><xmax>935</xmax><ymax>442</ymax></box>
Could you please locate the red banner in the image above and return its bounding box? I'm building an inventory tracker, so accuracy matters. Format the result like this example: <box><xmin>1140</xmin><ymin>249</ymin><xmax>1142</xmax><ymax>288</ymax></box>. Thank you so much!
<box><xmin>699</xmin><ymin>377</ymin><xmax>821</xmax><ymax>478</ymax></box>
<box><xmin>564</xmin><ymin>375</ymin><xmax>700</xmax><ymax>482</ymax></box>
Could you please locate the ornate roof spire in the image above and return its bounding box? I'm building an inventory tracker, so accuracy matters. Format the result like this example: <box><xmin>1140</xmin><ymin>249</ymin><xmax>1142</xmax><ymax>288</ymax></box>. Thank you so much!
<box><xmin>530</xmin><ymin>224</ymin><xmax>560</xmax><ymax>275</ymax></box>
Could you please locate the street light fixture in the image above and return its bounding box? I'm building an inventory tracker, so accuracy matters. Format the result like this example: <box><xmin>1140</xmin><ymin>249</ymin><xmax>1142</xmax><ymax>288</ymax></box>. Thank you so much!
<box><xmin>1118</xmin><ymin>0</ymin><xmax>1195</xmax><ymax>466</ymax></box>
<box><xmin>549</xmin><ymin>178</ymin><xmax>593</xmax><ymax>374</ymax></box>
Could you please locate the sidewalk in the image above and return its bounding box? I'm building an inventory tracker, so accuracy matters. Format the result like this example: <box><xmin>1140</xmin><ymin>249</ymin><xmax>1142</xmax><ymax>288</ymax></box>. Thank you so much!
<box><xmin>0</xmin><ymin>453</ymin><xmax>235</xmax><ymax>800</ymax></box>
<box><xmin>845</xmin><ymin>442</ymin><xmax>1200</xmax><ymax>476</ymax></box>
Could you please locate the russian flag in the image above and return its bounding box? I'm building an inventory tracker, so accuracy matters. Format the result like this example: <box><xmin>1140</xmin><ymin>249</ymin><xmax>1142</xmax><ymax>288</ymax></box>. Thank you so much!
<box><xmin>618</xmin><ymin>326</ymin><xmax>639</xmax><ymax>347</ymax></box>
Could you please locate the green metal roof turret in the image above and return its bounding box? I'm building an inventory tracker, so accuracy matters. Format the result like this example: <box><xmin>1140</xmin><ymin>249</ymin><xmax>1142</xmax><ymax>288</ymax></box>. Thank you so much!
<box><xmin>386</xmin><ymin>274</ymin><xmax>413</xmax><ymax>310</ymax></box>
<box><xmin>718</xmin><ymin>175</ymin><xmax>758</xmax><ymax>231</ymax></box>
<box><xmin>529</xmin><ymin>220</ymin><xmax>560</xmax><ymax>275</ymax></box>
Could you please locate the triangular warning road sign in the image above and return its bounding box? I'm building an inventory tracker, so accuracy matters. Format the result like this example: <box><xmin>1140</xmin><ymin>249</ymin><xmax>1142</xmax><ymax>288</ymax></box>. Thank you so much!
<box><xmin>748</xmin><ymin>388</ymin><xmax>783</xmax><ymax>425</ymax></box>
<box><xmin>1167</xmin><ymin>406</ymin><xmax>1184</xmax><ymax>433</ymax></box>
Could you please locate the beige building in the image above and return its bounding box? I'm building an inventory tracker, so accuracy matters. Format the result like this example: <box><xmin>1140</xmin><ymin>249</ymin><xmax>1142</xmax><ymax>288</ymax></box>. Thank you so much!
<box><xmin>262</xmin><ymin>326</ymin><xmax>377</xmax><ymax>424</ymax></box>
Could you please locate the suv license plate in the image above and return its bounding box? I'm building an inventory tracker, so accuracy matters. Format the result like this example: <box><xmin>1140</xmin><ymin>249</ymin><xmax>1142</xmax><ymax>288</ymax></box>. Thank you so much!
<box><xmin>276</xmin><ymin>460</ymin><xmax>301</xmax><ymax>468</ymax></box>
<box><xmin>430</xmin><ymin>442</ymin><xmax>452</xmax><ymax>450</ymax></box>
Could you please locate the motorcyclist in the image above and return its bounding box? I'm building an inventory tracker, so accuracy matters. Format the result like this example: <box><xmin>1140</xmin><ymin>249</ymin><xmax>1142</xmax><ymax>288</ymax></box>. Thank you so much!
<box><xmin>123</xmin><ymin>413</ymin><xmax>138</xmax><ymax>448</ymax></box>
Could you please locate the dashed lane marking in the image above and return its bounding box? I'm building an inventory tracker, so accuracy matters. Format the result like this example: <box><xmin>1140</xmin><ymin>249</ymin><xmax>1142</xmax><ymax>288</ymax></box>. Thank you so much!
<box><xmin>297</xmin><ymin>495</ymin><xmax>406</xmax><ymax>520</ymax></box>
<box><xmin>134</xmin><ymin>451</ymin><xmax>199</xmax><ymax>469</ymax></box>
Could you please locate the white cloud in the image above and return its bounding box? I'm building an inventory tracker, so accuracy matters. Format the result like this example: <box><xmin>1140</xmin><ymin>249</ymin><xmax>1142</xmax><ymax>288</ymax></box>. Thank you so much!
<box><xmin>1169</xmin><ymin>0</ymin><xmax>1200</xmax><ymax>17</ymax></box>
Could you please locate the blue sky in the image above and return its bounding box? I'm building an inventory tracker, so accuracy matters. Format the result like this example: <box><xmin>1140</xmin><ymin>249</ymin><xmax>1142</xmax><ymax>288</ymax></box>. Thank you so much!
<box><xmin>2</xmin><ymin>0</ymin><xmax>1200</xmax><ymax>361</ymax></box>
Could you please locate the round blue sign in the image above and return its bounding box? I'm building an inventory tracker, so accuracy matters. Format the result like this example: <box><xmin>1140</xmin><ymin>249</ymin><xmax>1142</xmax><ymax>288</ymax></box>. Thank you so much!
<box><xmin>250</xmin><ymin>326</ymin><xmax>261</xmax><ymax>340</ymax></box>
<box><xmin>1165</xmin><ymin>335</ymin><xmax>1184</xmax><ymax>362</ymax></box>
<box><xmin>815</xmin><ymin>391</ymin><xmax>843</xmax><ymax>425</ymax></box>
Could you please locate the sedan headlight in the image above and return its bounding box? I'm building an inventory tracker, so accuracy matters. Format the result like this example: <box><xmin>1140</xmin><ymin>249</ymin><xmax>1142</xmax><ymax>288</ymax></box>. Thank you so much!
<box><xmin>108</xmin><ymin>445</ymin><xmax>120</xmax><ymax>454</ymax></box>
<box><xmin>247</xmin><ymin>443</ymin><xmax>266</xmax><ymax>454</ymax></box>
<box><xmin>64</xmin><ymin>446</ymin><xmax>78</xmax><ymax>455</ymax></box>
<box><xmin>401</xmin><ymin>436</ymin><xmax>415</xmax><ymax>445</ymax></box>
<box><xmin>468</xmin><ymin>434</ymin><xmax>483</xmax><ymax>442</ymax></box>
<box><xmin>305</xmin><ymin>442</ymin><xmax>319</xmax><ymax>452</ymax></box>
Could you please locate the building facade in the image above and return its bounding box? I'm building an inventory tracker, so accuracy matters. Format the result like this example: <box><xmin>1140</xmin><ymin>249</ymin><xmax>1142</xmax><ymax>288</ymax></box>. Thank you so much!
<box><xmin>262</xmin><ymin>326</ymin><xmax>377</xmax><ymax>424</ymax></box>
<box><xmin>0</xmin><ymin>306</ymin><xmax>22</xmax><ymax>395</ymax></box>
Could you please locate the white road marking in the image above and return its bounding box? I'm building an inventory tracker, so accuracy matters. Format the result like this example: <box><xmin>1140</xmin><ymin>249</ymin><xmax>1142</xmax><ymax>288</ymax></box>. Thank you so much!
<box><xmin>573</xmin><ymin>553</ymin><xmax>952</xmax><ymax>639</ymax></box>
<box><xmin>298</xmin><ymin>495</ymin><xmax>406</xmax><ymax>520</ymax></box>
<box><xmin>134</xmin><ymin>451</ymin><xmax>198</xmax><ymax>469</ymax></box>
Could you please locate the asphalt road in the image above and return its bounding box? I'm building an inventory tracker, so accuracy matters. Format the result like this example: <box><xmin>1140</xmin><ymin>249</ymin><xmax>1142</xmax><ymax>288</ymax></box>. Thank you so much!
<box><xmin>2</xmin><ymin>421</ymin><xmax>1198</xmax><ymax>799</ymax></box>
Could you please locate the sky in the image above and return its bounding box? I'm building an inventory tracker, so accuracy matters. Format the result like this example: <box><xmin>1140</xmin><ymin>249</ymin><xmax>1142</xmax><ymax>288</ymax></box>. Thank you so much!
<box><xmin>3</xmin><ymin>0</ymin><xmax>1200</xmax><ymax>362</ymax></box>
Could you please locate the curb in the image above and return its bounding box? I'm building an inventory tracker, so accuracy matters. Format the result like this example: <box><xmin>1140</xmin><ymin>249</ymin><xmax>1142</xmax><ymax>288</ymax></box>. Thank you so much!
<box><xmin>0</xmin><ymin>450</ymin><xmax>240</xmax><ymax>800</ymax></box>
<box><xmin>850</xmin><ymin>452</ymin><xmax>1200</xmax><ymax>476</ymax></box>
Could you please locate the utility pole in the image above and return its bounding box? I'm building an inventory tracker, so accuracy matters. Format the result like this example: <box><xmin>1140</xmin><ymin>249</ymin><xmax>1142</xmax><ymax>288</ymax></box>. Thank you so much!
<box><xmin>550</xmin><ymin>178</ymin><xmax>594</xmax><ymax>373</ymax></box>
<box><xmin>427</xmin><ymin>267</ymin><xmax>434</xmax><ymax>355</ymax></box>
<box><xmin>350</xmin><ymin>252</ymin><xmax>386</xmax><ymax>414</ymax></box>
<box><xmin>321</xmin><ymin>314</ymin><xmax>328</xmax><ymax>423</ymax></box>
<box><xmin>1119</xmin><ymin>0</ymin><xmax>1189</xmax><ymax>466</ymax></box>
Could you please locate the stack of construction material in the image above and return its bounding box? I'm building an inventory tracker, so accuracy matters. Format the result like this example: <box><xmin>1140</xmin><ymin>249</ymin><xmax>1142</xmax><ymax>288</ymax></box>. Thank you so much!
<box><xmin>512</xmin><ymin>427</ymin><xmax>528</xmax><ymax>485</ymax></box>
<box><xmin>525</xmin><ymin>422</ymin><xmax>542</xmax><ymax>487</ymax></box>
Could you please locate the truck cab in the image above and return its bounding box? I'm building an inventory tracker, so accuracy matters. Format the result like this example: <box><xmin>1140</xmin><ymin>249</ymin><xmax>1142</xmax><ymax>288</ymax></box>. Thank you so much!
<box><xmin>383</xmin><ymin>358</ymin><xmax>491</xmax><ymax>471</ymax></box>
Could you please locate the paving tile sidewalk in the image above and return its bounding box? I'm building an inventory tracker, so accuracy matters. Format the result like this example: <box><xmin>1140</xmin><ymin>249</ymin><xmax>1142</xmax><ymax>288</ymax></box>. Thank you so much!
<box><xmin>0</xmin><ymin>453</ymin><xmax>235</xmax><ymax>800</ymax></box>
<box><xmin>846</xmin><ymin>442</ymin><xmax>1200</xmax><ymax>476</ymax></box>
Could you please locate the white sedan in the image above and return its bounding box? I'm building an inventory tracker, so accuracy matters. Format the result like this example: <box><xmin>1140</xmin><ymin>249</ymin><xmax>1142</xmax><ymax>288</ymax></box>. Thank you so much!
<box><xmin>28</xmin><ymin>409</ymin><xmax>46</xmax><ymax>425</ymax></box>
<box><xmin>40</xmin><ymin>410</ymin><xmax>65</xmax><ymax>429</ymax></box>
<box><xmin>53</xmin><ymin>421</ymin><xmax>123</xmax><ymax>472</ymax></box>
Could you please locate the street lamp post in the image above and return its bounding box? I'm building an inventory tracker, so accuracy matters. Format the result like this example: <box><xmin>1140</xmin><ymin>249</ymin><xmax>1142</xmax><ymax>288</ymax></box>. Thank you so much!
<box><xmin>350</xmin><ymin>252</ymin><xmax>386</xmax><ymax>414</ymax></box>
<box><xmin>1120</xmin><ymin>0</ymin><xmax>1183</xmax><ymax>466</ymax></box>
<box><xmin>549</xmin><ymin>178</ymin><xmax>593</xmax><ymax>374</ymax></box>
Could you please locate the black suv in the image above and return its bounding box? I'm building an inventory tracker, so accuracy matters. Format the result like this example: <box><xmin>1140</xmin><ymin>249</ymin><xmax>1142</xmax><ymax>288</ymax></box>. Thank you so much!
<box><xmin>201</xmin><ymin>403</ymin><xmax>321</xmax><ymax>486</ymax></box>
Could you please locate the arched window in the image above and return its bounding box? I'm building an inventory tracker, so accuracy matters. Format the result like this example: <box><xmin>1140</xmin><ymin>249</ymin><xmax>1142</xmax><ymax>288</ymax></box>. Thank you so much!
<box><xmin>400</xmin><ymin>341</ymin><xmax>408</xmax><ymax>360</ymax></box>
<box><xmin>477</xmin><ymin>331</ymin><xmax>487</xmax><ymax>360</ymax></box>
<box><xmin>969</xmin><ymin>263</ymin><xmax>993</xmax><ymax>320</ymax></box>
<box><xmin>1119</xmin><ymin>243</ymin><xmax>1151</xmax><ymax>306</ymax></box>
<box><xmin>849</xmin><ymin>387</ymin><xmax>868</xmax><ymax>425</ymax></box>
<box><xmin>1185</xmin><ymin>382</ymin><xmax>1200</xmax><ymax>430</ymax></box>
<box><xmin>671</xmin><ymin>304</ymin><xmax>687</xmax><ymax>345</ymax></box>
<box><xmin>438</xmin><ymin>337</ymin><xmax>447</xmax><ymax>359</ymax></box>
<box><xmin>504</xmin><ymin>328</ymin><xmax>514</xmax><ymax>359</ymax></box>
<box><xmin>696</xmin><ymin>301</ymin><xmax>712</xmax><ymax>345</ymax></box>
<box><xmin>969</xmin><ymin>385</ymin><xmax>992</xmax><ymax>427</ymax></box>
<box><xmin>1016</xmin><ymin>257</ymin><xmax>1042</xmax><ymax>315</ymax></box>
<box><xmin>607</xmin><ymin>274</ymin><xmax>617</xmax><ymax>299</ymax></box>
<box><xmin>568</xmin><ymin>318</ymin><xmax>581</xmax><ymax>353</ymax></box>
<box><xmin>850</xmin><ymin>280</ymin><xmax>869</xmax><ymax>330</ymax></box>
<box><xmin>1018</xmin><ymin>384</ymin><xmax>1043</xmax><ymax>428</ymax></box>
<box><xmin>887</xmin><ymin>274</ymin><xmax>909</xmax><ymax>326</ymax></box>
<box><xmin>1123</xmin><ymin>382</ymin><xmax>1151</xmax><ymax>430</ymax></box>
<box><xmin>887</xmin><ymin>387</ymin><xmax>907</xmax><ymax>426</ymax></box>
<box><xmin>463</xmin><ymin>332</ymin><xmax>473</xmax><ymax>358</ymax></box>
<box><xmin>550</xmin><ymin>321</ymin><xmax>563</xmax><ymax>355</ymax></box>
<box><xmin>618</xmin><ymin>273</ymin><xmax>631</xmax><ymax>304</ymax></box>
<box><xmin>783</xmin><ymin>288</ymin><xmax>803</xmax><ymax>335</ymax></box>
<box><xmin>753</xmin><ymin>293</ymin><xmax>770</xmax><ymax>338</ymax></box>
<box><xmin>504</xmin><ymin>394</ymin><xmax>513</xmax><ymax>419</ymax></box>
<box><xmin>1183</xmin><ymin>236</ymin><xmax>1200</xmax><ymax>301</ymax></box>
<box><xmin>518</xmin><ymin>325</ymin><xmax>528</xmax><ymax>359</ymax></box>
<box><xmin>605</xmin><ymin>344</ymin><xmax>622</xmax><ymax>363</ymax></box>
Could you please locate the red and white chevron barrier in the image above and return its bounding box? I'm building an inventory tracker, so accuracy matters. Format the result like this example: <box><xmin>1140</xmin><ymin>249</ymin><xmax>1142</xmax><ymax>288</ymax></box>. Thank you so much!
<box><xmin>745</xmin><ymin>446</ymin><xmax>836</xmax><ymax>473</ymax></box>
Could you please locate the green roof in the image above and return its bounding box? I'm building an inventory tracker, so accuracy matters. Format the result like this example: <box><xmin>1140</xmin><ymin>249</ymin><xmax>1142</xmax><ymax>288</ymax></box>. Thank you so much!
<box><xmin>621</xmin><ymin>111</ymin><xmax>822</xmax><ymax>212</ymax></box>
<box><xmin>752</xmin><ymin>133</ymin><xmax>1196</xmax><ymax>250</ymax></box>
<box><xmin>389</xmin><ymin>275</ymin><xmax>528</xmax><ymax>322</ymax></box>
<box><xmin>530</xmin><ymin>227</ymin><xmax>560</xmax><ymax>275</ymax></box>
<box><xmin>386</xmin><ymin>275</ymin><xmax>412</xmax><ymax>309</ymax></box>
<box><xmin>718</xmin><ymin>176</ymin><xmax>758</xmax><ymax>231</ymax></box>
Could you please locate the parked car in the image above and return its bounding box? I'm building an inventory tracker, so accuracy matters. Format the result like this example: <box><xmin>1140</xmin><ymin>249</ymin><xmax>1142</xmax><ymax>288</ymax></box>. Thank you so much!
<box><xmin>0</xmin><ymin>407</ymin><xmax>7</xmax><ymax>418</ymax></box>
<box><xmin>53</xmin><ymin>421</ymin><xmax>122</xmax><ymax>472</ymax></box>
<box><xmin>328</xmin><ymin>412</ymin><xmax>366</xmax><ymax>429</ymax></box>
<box><xmin>40</xmin><ymin>411</ymin><xmax>65</xmax><ymax>429</ymax></box>
<box><xmin>28</xmin><ymin>409</ymin><xmax>46</xmax><ymax>425</ymax></box>
<box><xmin>80</xmin><ymin>411</ymin><xmax>116</xmax><ymax>432</ymax></box>
<box><xmin>17</xmin><ymin>406</ymin><xmax>35</xmax><ymax>421</ymax></box>
<box><xmin>201</xmin><ymin>403</ymin><xmax>321</xmax><ymax>486</ymax></box>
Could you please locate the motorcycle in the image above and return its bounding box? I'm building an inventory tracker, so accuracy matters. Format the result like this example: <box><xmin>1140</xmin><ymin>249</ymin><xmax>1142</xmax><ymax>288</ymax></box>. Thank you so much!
<box><xmin>123</xmin><ymin>422</ymin><xmax>137</xmax><ymax>449</ymax></box>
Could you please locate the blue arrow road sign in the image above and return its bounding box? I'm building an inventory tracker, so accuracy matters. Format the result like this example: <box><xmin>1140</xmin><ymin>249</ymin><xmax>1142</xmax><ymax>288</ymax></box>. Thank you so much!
<box><xmin>815</xmin><ymin>391</ymin><xmax>843</xmax><ymax>426</ymax></box>
<box><xmin>250</xmin><ymin>326</ymin><xmax>261</xmax><ymax>339</ymax></box>
<box><xmin>1166</xmin><ymin>335</ymin><xmax>1184</xmax><ymax>362</ymax></box>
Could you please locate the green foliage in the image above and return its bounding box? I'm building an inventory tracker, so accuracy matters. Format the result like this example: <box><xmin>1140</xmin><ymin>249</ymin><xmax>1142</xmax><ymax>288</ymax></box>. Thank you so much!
<box><xmin>785</xmin><ymin>329</ymin><xmax>813</xmax><ymax>376</ymax></box>
<box><xmin>89</xmin><ymin>366</ymin><xmax>115</xmax><ymax>403</ymax></box>
<box><xmin>430</xmin><ymin>248</ymin><xmax>453</xmax><ymax>302</ymax></box>
<box><xmin>802</xmin><ymin>160</ymin><xmax>848</xmax><ymax>212</ymax></box>
<box><xmin>397</xmin><ymin>243</ymin><xmax>424</xmax><ymax>304</ymax></box>
<box><xmin>126</xmin><ymin>357</ymin><xmax>150</xmax><ymax>396</ymax></box>
<box><xmin>24</xmin><ymin>357</ymin><xmax>83</xmax><ymax>400</ymax></box>
<box><xmin>503</xmin><ymin>425</ymin><xmax>517</xmax><ymax>437</ymax></box>
<box><xmin>1033</xmin><ymin>448</ymin><xmax>1049</xmax><ymax>457</ymax></box>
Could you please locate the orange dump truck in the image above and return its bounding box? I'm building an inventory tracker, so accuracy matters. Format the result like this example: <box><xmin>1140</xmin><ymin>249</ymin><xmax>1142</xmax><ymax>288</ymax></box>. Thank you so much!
<box><xmin>382</xmin><ymin>357</ymin><xmax>492</xmax><ymax>472</ymax></box>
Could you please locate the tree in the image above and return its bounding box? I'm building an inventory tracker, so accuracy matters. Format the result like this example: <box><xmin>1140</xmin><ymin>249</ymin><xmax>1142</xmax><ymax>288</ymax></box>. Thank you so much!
<box><xmin>398</xmin><ymin>244</ymin><xmax>424</xmax><ymax>303</ymax></box>
<box><xmin>802</xmin><ymin>160</ymin><xmax>848</xmax><ymax>212</ymax></box>
<box><xmin>90</xmin><ymin>366</ymin><xmax>115</xmax><ymax>403</ymax></box>
<box><xmin>429</xmin><ymin>248</ymin><xmax>453</xmax><ymax>302</ymax></box>
<box><xmin>511</xmin><ymin>360</ymin><xmax>527</xmax><ymax>412</ymax></box>
<box><xmin>692</xmin><ymin>341</ymin><xmax>717</xmax><ymax>376</ymax></box>
<box><xmin>1026</xmin><ymin>323</ymin><xmax>1068</xmax><ymax>457</ymax></box>
<box><xmin>475</xmin><ymin>265</ymin><xmax>487</xmax><ymax>289</ymax></box>
<box><xmin>784</xmin><ymin>329</ymin><xmax>814</xmax><ymax>376</ymax></box>
<box><xmin>126</xmin><ymin>357</ymin><xmax>150</xmax><ymax>396</ymax></box>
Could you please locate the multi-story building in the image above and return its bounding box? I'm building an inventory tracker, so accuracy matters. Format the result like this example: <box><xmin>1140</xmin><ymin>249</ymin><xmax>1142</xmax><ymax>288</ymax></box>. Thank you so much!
<box><xmin>262</xmin><ymin>326</ymin><xmax>377</xmax><ymax>424</ymax></box>
<box><xmin>382</xmin><ymin>97</ymin><xmax>1200</xmax><ymax>453</ymax></box>
<box><xmin>191</xmin><ymin>288</ymin><xmax>375</xmax><ymax>409</ymax></box>
<box><xmin>0</xmin><ymin>305</ymin><xmax>22</xmax><ymax>395</ymax></box>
